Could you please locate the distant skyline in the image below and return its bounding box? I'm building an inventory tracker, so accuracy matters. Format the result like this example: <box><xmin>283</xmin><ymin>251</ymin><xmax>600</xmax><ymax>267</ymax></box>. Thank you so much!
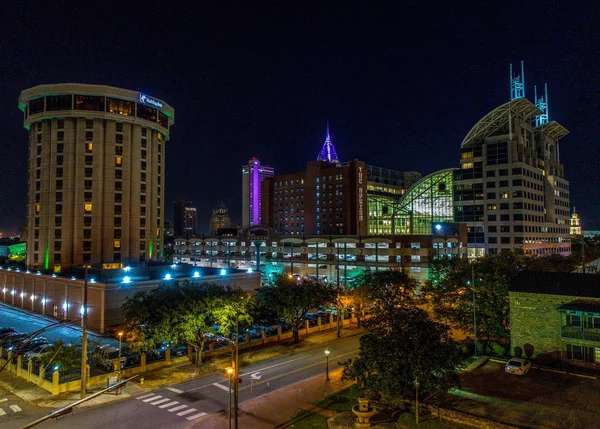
<box><xmin>1</xmin><ymin>2</ymin><xmax>599</xmax><ymax>234</ymax></box>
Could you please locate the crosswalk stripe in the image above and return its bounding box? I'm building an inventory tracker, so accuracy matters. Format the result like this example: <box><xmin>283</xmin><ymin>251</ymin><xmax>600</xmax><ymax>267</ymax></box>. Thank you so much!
<box><xmin>0</xmin><ymin>408</ymin><xmax>6</xmax><ymax>417</ymax></box>
<box><xmin>158</xmin><ymin>401</ymin><xmax>179</xmax><ymax>409</ymax></box>
<box><xmin>137</xmin><ymin>393</ymin><xmax>156</xmax><ymax>400</ymax></box>
<box><xmin>167</xmin><ymin>387</ymin><xmax>184</xmax><ymax>394</ymax></box>
<box><xmin>177</xmin><ymin>408</ymin><xmax>197</xmax><ymax>416</ymax></box>
<box><xmin>0</xmin><ymin>398</ymin><xmax>7</xmax><ymax>403</ymax></box>
<box><xmin>186</xmin><ymin>412</ymin><xmax>207</xmax><ymax>420</ymax></box>
<box><xmin>167</xmin><ymin>405</ymin><xmax>188</xmax><ymax>412</ymax></box>
<box><xmin>212</xmin><ymin>382</ymin><xmax>229</xmax><ymax>391</ymax></box>
<box><xmin>150</xmin><ymin>398</ymin><xmax>171</xmax><ymax>405</ymax></box>
<box><xmin>9</xmin><ymin>405</ymin><xmax>21</xmax><ymax>413</ymax></box>
<box><xmin>142</xmin><ymin>395</ymin><xmax>162</xmax><ymax>402</ymax></box>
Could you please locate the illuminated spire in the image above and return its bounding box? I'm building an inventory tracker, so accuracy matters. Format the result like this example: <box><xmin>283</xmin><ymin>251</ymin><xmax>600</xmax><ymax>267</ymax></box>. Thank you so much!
<box><xmin>316</xmin><ymin>122</ymin><xmax>340</xmax><ymax>164</ymax></box>
<box><xmin>510</xmin><ymin>61</ymin><xmax>525</xmax><ymax>100</ymax></box>
<box><xmin>534</xmin><ymin>83</ymin><xmax>549</xmax><ymax>126</ymax></box>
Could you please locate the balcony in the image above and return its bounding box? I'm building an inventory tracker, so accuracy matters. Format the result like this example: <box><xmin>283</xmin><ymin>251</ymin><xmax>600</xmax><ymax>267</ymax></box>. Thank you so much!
<box><xmin>561</xmin><ymin>325</ymin><xmax>600</xmax><ymax>342</ymax></box>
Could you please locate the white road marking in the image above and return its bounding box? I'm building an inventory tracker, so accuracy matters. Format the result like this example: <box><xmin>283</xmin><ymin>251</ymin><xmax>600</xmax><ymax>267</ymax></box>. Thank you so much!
<box><xmin>150</xmin><ymin>398</ymin><xmax>171</xmax><ymax>405</ymax></box>
<box><xmin>177</xmin><ymin>408</ymin><xmax>197</xmax><ymax>416</ymax></box>
<box><xmin>250</xmin><ymin>371</ymin><xmax>262</xmax><ymax>380</ymax></box>
<box><xmin>137</xmin><ymin>393</ymin><xmax>156</xmax><ymax>400</ymax></box>
<box><xmin>168</xmin><ymin>405</ymin><xmax>188</xmax><ymax>412</ymax></box>
<box><xmin>212</xmin><ymin>382</ymin><xmax>229</xmax><ymax>391</ymax></box>
<box><xmin>158</xmin><ymin>401</ymin><xmax>179</xmax><ymax>408</ymax></box>
<box><xmin>186</xmin><ymin>412</ymin><xmax>207</xmax><ymax>420</ymax></box>
<box><xmin>167</xmin><ymin>387</ymin><xmax>184</xmax><ymax>394</ymax></box>
<box><xmin>142</xmin><ymin>395</ymin><xmax>162</xmax><ymax>402</ymax></box>
<box><xmin>0</xmin><ymin>398</ymin><xmax>7</xmax><ymax>403</ymax></box>
<box><xmin>0</xmin><ymin>408</ymin><xmax>6</xmax><ymax>417</ymax></box>
<box><xmin>10</xmin><ymin>405</ymin><xmax>21</xmax><ymax>413</ymax></box>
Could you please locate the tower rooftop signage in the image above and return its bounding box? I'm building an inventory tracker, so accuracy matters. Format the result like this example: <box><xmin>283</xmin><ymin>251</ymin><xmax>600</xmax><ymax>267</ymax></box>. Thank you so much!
<box><xmin>139</xmin><ymin>93</ymin><xmax>163</xmax><ymax>108</ymax></box>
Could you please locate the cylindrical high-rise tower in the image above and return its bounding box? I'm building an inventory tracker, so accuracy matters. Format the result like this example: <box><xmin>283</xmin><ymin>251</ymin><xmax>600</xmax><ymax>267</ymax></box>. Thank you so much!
<box><xmin>18</xmin><ymin>84</ymin><xmax>175</xmax><ymax>271</ymax></box>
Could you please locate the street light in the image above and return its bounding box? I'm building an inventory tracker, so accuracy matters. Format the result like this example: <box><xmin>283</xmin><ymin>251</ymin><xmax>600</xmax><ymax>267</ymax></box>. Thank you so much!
<box><xmin>414</xmin><ymin>376</ymin><xmax>420</xmax><ymax>424</ymax></box>
<box><xmin>470</xmin><ymin>265</ymin><xmax>477</xmax><ymax>357</ymax></box>
<box><xmin>226</xmin><ymin>367</ymin><xmax>234</xmax><ymax>429</ymax></box>
<box><xmin>117</xmin><ymin>332</ymin><xmax>123</xmax><ymax>382</ymax></box>
<box><xmin>324</xmin><ymin>348</ymin><xmax>331</xmax><ymax>382</ymax></box>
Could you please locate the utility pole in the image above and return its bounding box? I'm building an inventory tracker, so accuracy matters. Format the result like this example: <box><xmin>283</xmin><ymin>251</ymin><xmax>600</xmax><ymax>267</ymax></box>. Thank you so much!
<box><xmin>472</xmin><ymin>265</ymin><xmax>477</xmax><ymax>357</ymax></box>
<box><xmin>234</xmin><ymin>314</ymin><xmax>239</xmax><ymax>429</ymax></box>
<box><xmin>80</xmin><ymin>265</ymin><xmax>89</xmax><ymax>399</ymax></box>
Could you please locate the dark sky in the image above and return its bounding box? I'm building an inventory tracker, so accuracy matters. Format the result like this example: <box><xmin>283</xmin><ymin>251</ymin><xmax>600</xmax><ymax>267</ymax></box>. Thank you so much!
<box><xmin>1</xmin><ymin>1</ymin><xmax>599</xmax><ymax>234</ymax></box>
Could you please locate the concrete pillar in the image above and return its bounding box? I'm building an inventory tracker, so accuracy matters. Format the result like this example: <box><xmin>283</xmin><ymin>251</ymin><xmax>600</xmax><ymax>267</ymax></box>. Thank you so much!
<box><xmin>317</xmin><ymin>317</ymin><xmax>322</xmax><ymax>331</ymax></box>
<box><xmin>165</xmin><ymin>348</ymin><xmax>171</xmax><ymax>364</ymax></box>
<box><xmin>52</xmin><ymin>370</ymin><xmax>60</xmax><ymax>394</ymax></box>
<box><xmin>140</xmin><ymin>353</ymin><xmax>147</xmax><ymax>372</ymax></box>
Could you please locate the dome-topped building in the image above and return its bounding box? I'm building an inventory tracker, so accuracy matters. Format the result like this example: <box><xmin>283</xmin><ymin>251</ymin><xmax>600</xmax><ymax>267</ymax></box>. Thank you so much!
<box><xmin>209</xmin><ymin>201</ymin><xmax>231</xmax><ymax>235</ymax></box>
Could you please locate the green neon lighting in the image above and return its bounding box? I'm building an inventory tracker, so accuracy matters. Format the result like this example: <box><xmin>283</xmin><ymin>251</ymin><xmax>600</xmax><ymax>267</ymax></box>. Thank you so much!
<box><xmin>44</xmin><ymin>240</ymin><xmax>49</xmax><ymax>270</ymax></box>
<box><xmin>149</xmin><ymin>239</ymin><xmax>153</xmax><ymax>259</ymax></box>
<box><xmin>24</xmin><ymin>124</ymin><xmax>30</xmax><ymax>130</ymax></box>
<box><xmin>18</xmin><ymin>103</ymin><xmax>26</xmax><ymax>112</ymax></box>
<box><xmin>162</xmin><ymin>110</ymin><xmax>174</xmax><ymax>119</ymax></box>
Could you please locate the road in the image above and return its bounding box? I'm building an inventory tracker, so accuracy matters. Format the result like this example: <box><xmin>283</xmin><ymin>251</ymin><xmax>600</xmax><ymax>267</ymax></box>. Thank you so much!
<box><xmin>20</xmin><ymin>335</ymin><xmax>359</xmax><ymax>428</ymax></box>
<box><xmin>0</xmin><ymin>386</ymin><xmax>47</xmax><ymax>429</ymax></box>
<box><xmin>0</xmin><ymin>302</ymin><xmax>114</xmax><ymax>347</ymax></box>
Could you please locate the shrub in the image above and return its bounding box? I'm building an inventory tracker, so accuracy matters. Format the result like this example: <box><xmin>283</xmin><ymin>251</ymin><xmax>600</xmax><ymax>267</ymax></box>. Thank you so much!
<box><xmin>362</xmin><ymin>389</ymin><xmax>381</xmax><ymax>401</ymax></box>
<box><xmin>524</xmin><ymin>343</ymin><xmax>535</xmax><ymax>358</ymax></box>
<box><xmin>514</xmin><ymin>346</ymin><xmax>523</xmax><ymax>358</ymax></box>
<box><xmin>489</xmin><ymin>341</ymin><xmax>508</xmax><ymax>357</ymax></box>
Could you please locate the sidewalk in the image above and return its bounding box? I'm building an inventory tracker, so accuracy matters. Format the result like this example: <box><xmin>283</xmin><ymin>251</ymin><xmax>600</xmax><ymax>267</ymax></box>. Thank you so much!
<box><xmin>193</xmin><ymin>368</ymin><xmax>353</xmax><ymax>428</ymax></box>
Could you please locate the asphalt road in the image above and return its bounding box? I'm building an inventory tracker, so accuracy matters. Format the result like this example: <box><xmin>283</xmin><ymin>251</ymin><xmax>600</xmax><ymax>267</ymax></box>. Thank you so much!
<box><xmin>0</xmin><ymin>302</ymin><xmax>114</xmax><ymax>347</ymax></box>
<box><xmin>0</xmin><ymin>386</ymin><xmax>46</xmax><ymax>429</ymax></box>
<box><xmin>25</xmin><ymin>335</ymin><xmax>359</xmax><ymax>428</ymax></box>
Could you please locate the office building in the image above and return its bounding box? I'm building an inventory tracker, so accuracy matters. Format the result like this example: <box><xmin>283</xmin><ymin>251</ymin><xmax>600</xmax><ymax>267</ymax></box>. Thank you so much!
<box><xmin>18</xmin><ymin>83</ymin><xmax>174</xmax><ymax>271</ymax></box>
<box><xmin>173</xmin><ymin>201</ymin><xmax>197</xmax><ymax>237</ymax></box>
<box><xmin>242</xmin><ymin>157</ymin><xmax>274</xmax><ymax>228</ymax></box>
<box><xmin>209</xmin><ymin>201</ymin><xmax>231</xmax><ymax>235</ymax></box>
<box><xmin>454</xmin><ymin>67</ymin><xmax>570</xmax><ymax>257</ymax></box>
<box><xmin>570</xmin><ymin>208</ymin><xmax>582</xmax><ymax>236</ymax></box>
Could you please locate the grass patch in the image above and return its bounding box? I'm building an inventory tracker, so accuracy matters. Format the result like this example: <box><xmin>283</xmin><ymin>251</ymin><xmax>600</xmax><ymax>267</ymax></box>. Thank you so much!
<box><xmin>289</xmin><ymin>409</ymin><xmax>328</xmax><ymax>428</ymax></box>
<box><xmin>397</xmin><ymin>412</ymin><xmax>476</xmax><ymax>429</ymax></box>
<box><xmin>312</xmin><ymin>384</ymin><xmax>361</xmax><ymax>412</ymax></box>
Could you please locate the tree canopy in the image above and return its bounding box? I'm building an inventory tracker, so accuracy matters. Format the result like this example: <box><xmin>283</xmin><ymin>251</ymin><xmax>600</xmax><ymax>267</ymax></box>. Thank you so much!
<box><xmin>341</xmin><ymin>304</ymin><xmax>461</xmax><ymax>398</ymax></box>
<box><xmin>254</xmin><ymin>274</ymin><xmax>336</xmax><ymax>343</ymax></box>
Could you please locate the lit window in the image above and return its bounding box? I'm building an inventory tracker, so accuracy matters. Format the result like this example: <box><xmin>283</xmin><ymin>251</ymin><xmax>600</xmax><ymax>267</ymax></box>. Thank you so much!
<box><xmin>35</xmin><ymin>204</ymin><xmax>40</xmax><ymax>213</ymax></box>
<box><xmin>86</xmin><ymin>143</ymin><xmax>93</xmax><ymax>152</ymax></box>
<box><xmin>84</xmin><ymin>203</ymin><xmax>92</xmax><ymax>213</ymax></box>
<box><xmin>115</xmin><ymin>157</ymin><xmax>122</xmax><ymax>166</ymax></box>
<box><xmin>114</xmin><ymin>240</ymin><xmax>121</xmax><ymax>249</ymax></box>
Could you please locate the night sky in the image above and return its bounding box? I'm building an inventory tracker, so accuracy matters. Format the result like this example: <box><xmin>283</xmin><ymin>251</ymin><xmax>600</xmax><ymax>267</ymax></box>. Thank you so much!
<box><xmin>1</xmin><ymin>1</ymin><xmax>599</xmax><ymax>235</ymax></box>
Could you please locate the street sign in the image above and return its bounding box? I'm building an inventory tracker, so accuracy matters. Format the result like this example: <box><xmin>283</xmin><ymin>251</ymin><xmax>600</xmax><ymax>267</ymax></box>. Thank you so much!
<box><xmin>107</xmin><ymin>375</ymin><xmax>118</xmax><ymax>388</ymax></box>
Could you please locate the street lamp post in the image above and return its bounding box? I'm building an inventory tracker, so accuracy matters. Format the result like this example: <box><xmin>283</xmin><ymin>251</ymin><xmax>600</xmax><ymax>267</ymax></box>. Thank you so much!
<box><xmin>80</xmin><ymin>265</ymin><xmax>89</xmax><ymax>399</ymax></box>
<box><xmin>324</xmin><ymin>348</ymin><xmax>331</xmax><ymax>382</ymax></box>
<box><xmin>471</xmin><ymin>265</ymin><xmax>477</xmax><ymax>357</ymax></box>
<box><xmin>414</xmin><ymin>376</ymin><xmax>420</xmax><ymax>424</ymax></box>
<box><xmin>117</xmin><ymin>332</ymin><xmax>123</xmax><ymax>382</ymax></box>
<box><xmin>226</xmin><ymin>367</ymin><xmax>233</xmax><ymax>429</ymax></box>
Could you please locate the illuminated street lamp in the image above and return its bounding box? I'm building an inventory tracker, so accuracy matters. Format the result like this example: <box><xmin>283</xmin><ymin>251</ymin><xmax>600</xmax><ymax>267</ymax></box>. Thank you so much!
<box><xmin>324</xmin><ymin>348</ymin><xmax>331</xmax><ymax>382</ymax></box>
<box><xmin>117</xmin><ymin>332</ymin><xmax>123</xmax><ymax>382</ymax></box>
<box><xmin>226</xmin><ymin>367</ymin><xmax>234</xmax><ymax>429</ymax></box>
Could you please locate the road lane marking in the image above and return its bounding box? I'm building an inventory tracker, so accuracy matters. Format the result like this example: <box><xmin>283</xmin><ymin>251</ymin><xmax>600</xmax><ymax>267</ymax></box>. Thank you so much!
<box><xmin>187</xmin><ymin>412</ymin><xmax>207</xmax><ymax>420</ymax></box>
<box><xmin>0</xmin><ymin>398</ymin><xmax>7</xmax><ymax>403</ymax></box>
<box><xmin>10</xmin><ymin>405</ymin><xmax>21</xmax><ymax>413</ymax></box>
<box><xmin>159</xmin><ymin>401</ymin><xmax>179</xmax><ymax>408</ymax></box>
<box><xmin>177</xmin><ymin>408</ymin><xmax>197</xmax><ymax>416</ymax></box>
<box><xmin>137</xmin><ymin>393</ymin><xmax>156</xmax><ymax>400</ymax></box>
<box><xmin>0</xmin><ymin>408</ymin><xmax>6</xmax><ymax>417</ymax></box>
<box><xmin>142</xmin><ymin>395</ymin><xmax>162</xmax><ymax>402</ymax></box>
<box><xmin>150</xmin><ymin>398</ymin><xmax>171</xmax><ymax>405</ymax></box>
<box><xmin>167</xmin><ymin>387</ymin><xmax>184</xmax><ymax>394</ymax></box>
<box><xmin>239</xmin><ymin>355</ymin><xmax>307</xmax><ymax>377</ymax></box>
<box><xmin>212</xmin><ymin>382</ymin><xmax>229</xmax><ymax>391</ymax></box>
<box><xmin>167</xmin><ymin>405</ymin><xmax>188</xmax><ymax>412</ymax></box>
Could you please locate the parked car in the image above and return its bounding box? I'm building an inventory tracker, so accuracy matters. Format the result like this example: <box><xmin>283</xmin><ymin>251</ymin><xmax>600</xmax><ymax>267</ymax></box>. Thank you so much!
<box><xmin>24</xmin><ymin>343</ymin><xmax>53</xmax><ymax>360</ymax></box>
<box><xmin>0</xmin><ymin>328</ymin><xmax>18</xmax><ymax>340</ymax></box>
<box><xmin>96</xmin><ymin>344</ymin><xmax>126</xmax><ymax>371</ymax></box>
<box><xmin>0</xmin><ymin>333</ymin><xmax>28</xmax><ymax>347</ymax></box>
<box><xmin>505</xmin><ymin>358</ymin><xmax>532</xmax><ymax>375</ymax></box>
<box><xmin>17</xmin><ymin>337</ymin><xmax>49</xmax><ymax>354</ymax></box>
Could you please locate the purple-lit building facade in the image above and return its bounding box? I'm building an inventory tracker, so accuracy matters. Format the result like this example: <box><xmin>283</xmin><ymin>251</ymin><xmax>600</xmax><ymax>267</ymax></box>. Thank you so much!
<box><xmin>242</xmin><ymin>158</ymin><xmax>274</xmax><ymax>228</ymax></box>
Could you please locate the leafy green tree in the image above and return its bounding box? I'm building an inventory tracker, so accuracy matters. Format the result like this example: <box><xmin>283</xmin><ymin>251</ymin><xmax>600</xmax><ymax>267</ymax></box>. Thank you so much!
<box><xmin>32</xmin><ymin>341</ymin><xmax>80</xmax><ymax>372</ymax></box>
<box><xmin>341</xmin><ymin>305</ymin><xmax>461</xmax><ymax>398</ymax></box>
<box><xmin>211</xmin><ymin>288</ymin><xmax>254</xmax><ymax>339</ymax></box>
<box><xmin>255</xmin><ymin>275</ymin><xmax>336</xmax><ymax>343</ymax></box>
<box><xmin>122</xmin><ymin>280</ymin><xmax>232</xmax><ymax>365</ymax></box>
<box><xmin>347</xmin><ymin>282</ymin><xmax>371</xmax><ymax>328</ymax></box>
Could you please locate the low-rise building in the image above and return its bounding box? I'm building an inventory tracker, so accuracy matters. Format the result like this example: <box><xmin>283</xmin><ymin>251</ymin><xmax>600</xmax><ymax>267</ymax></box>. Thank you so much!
<box><xmin>509</xmin><ymin>272</ymin><xmax>600</xmax><ymax>367</ymax></box>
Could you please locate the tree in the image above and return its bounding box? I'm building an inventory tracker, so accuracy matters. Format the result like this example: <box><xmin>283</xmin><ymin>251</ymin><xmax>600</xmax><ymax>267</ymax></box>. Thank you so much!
<box><xmin>255</xmin><ymin>274</ymin><xmax>336</xmax><ymax>343</ymax></box>
<box><xmin>341</xmin><ymin>305</ymin><xmax>461</xmax><ymax>398</ymax></box>
<box><xmin>122</xmin><ymin>280</ymin><xmax>229</xmax><ymax>365</ymax></box>
<box><xmin>358</xmin><ymin>269</ymin><xmax>417</xmax><ymax>307</ymax></box>
<box><xmin>347</xmin><ymin>282</ymin><xmax>371</xmax><ymax>328</ymax></box>
<box><xmin>211</xmin><ymin>288</ymin><xmax>254</xmax><ymax>339</ymax></box>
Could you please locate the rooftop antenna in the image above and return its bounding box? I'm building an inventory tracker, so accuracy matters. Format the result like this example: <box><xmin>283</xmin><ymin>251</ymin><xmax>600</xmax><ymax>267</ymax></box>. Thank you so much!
<box><xmin>510</xmin><ymin>60</ymin><xmax>525</xmax><ymax>100</ymax></box>
<box><xmin>534</xmin><ymin>83</ymin><xmax>549</xmax><ymax>126</ymax></box>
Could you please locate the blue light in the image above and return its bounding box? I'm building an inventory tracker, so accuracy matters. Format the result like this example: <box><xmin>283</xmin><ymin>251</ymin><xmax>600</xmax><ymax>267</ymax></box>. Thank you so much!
<box><xmin>36</xmin><ymin>271</ymin><xmax>41</xmax><ymax>275</ymax></box>
<box><xmin>247</xmin><ymin>268</ymin><xmax>253</xmax><ymax>273</ymax></box>
<box><xmin>51</xmin><ymin>274</ymin><xmax>57</xmax><ymax>278</ymax></box>
<box><xmin>164</xmin><ymin>273</ymin><xmax>172</xmax><ymax>280</ymax></box>
<box><xmin>90</xmin><ymin>278</ymin><xmax>96</xmax><ymax>284</ymax></box>
<box><xmin>123</xmin><ymin>276</ymin><xmax>131</xmax><ymax>284</ymax></box>
<box><xmin>193</xmin><ymin>272</ymin><xmax>200</xmax><ymax>278</ymax></box>
<box><xmin>71</xmin><ymin>276</ymin><xmax>77</xmax><ymax>280</ymax></box>
<box><xmin>123</xmin><ymin>266</ymin><xmax>132</xmax><ymax>272</ymax></box>
<box><xmin>220</xmin><ymin>269</ymin><xmax>227</xmax><ymax>276</ymax></box>
<box><xmin>435</xmin><ymin>224</ymin><xmax>442</xmax><ymax>231</ymax></box>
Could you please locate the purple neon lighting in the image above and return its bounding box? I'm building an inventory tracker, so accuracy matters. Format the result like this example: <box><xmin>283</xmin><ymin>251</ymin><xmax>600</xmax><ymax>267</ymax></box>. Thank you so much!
<box><xmin>251</xmin><ymin>159</ymin><xmax>260</xmax><ymax>225</ymax></box>
<box><xmin>316</xmin><ymin>122</ymin><xmax>339</xmax><ymax>164</ymax></box>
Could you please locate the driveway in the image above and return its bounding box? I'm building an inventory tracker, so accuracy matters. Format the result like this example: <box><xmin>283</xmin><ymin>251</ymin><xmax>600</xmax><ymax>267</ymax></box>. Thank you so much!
<box><xmin>438</xmin><ymin>360</ymin><xmax>600</xmax><ymax>428</ymax></box>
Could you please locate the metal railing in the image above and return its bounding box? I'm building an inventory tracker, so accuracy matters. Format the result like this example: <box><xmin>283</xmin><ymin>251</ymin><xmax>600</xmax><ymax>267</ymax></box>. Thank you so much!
<box><xmin>561</xmin><ymin>325</ymin><xmax>600</xmax><ymax>342</ymax></box>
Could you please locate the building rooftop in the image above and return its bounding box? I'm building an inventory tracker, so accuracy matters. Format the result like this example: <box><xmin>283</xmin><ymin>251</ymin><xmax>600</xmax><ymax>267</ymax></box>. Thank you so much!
<box><xmin>510</xmin><ymin>271</ymin><xmax>600</xmax><ymax>298</ymax></box>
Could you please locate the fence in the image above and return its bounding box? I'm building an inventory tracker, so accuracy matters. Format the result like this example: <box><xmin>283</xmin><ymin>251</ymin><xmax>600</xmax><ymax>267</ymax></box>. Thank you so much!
<box><xmin>0</xmin><ymin>312</ymin><xmax>357</xmax><ymax>395</ymax></box>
